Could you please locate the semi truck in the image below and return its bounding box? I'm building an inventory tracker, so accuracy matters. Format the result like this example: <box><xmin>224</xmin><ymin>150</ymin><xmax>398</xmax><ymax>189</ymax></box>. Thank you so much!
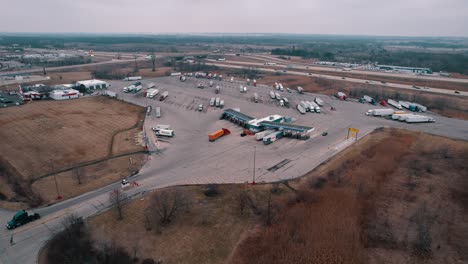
<box><xmin>387</xmin><ymin>99</ymin><xmax>402</xmax><ymax>110</ymax></box>
<box><xmin>404</xmin><ymin>115</ymin><xmax>435</xmax><ymax>123</ymax></box>
<box><xmin>297</xmin><ymin>104</ymin><xmax>306</xmax><ymax>114</ymax></box>
<box><xmin>147</xmin><ymin>82</ymin><xmax>156</xmax><ymax>89</ymax></box>
<box><xmin>210</xmin><ymin>97</ymin><xmax>215</xmax><ymax>106</ymax></box>
<box><xmin>255</xmin><ymin>129</ymin><xmax>276</xmax><ymax>141</ymax></box>
<box><xmin>152</xmin><ymin>124</ymin><xmax>170</xmax><ymax>131</ymax></box>
<box><xmin>156</xmin><ymin>107</ymin><xmax>161</xmax><ymax>118</ymax></box>
<box><xmin>282</xmin><ymin>97</ymin><xmax>289</xmax><ymax>107</ymax></box>
<box><xmin>300</xmin><ymin>101</ymin><xmax>310</xmax><ymax>112</ymax></box>
<box><xmin>360</xmin><ymin>95</ymin><xmax>376</xmax><ymax>105</ymax></box>
<box><xmin>179</xmin><ymin>76</ymin><xmax>186</xmax><ymax>82</ymax></box>
<box><xmin>366</xmin><ymin>109</ymin><xmax>395</xmax><ymax>116</ymax></box>
<box><xmin>310</xmin><ymin>101</ymin><xmax>321</xmax><ymax>113</ymax></box>
<box><xmin>208</xmin><ymin>128</ymin><xmax>231</xmax><ymax>142</ymax></box>
<box><xmin>275</xmin><ymin>92</ymin><xmax>281</xmax><ymax>100</ymax></box>
<box><xmin>269</xmin><ymin>91</ymin><xmax>276</xmax><ymax>99</ymax></box>
<box><xmin>197</xmin><ymin>83</ymin><xmax>204</xmax><ymax>89</ymax></box>
<box><xmin>209</xmin><ymin>81</ymin><xmax>214</xmax><ymax>87</ymax></box>
<box><xmin>105</xmin><ymin>91</ymin><xmax>117</xmax><ymax>98</ymax></box>
<box><xmin>147</xmin><ymin>89</ymin><xmax>159</xmax><ymax>98</ymax></box>
<box><xmin>198</xmin><ymin>104</ymin><xmax>203</xmax><ymax>111</ymax></box>
<box><xmin>215</xmin><ymin>97</ymin><xmax>220</xmax><ymax>107</ymax></box>
<box><xmin>155</xmin><ymin>129</ymin><xmax>174</xmax><ymax>137</ymax></box>
<box><xmin>314</xmin><ymin>97</ymin><xmax>324</xmax><ymax>106</ymax></box>
<box><xmin>240</xmin><ymin>86</ymin><xmax>247</xmax><ymax>93</ymax></box>
<box><xmin>215</xmin><ymin>86</ymin><xmax>220</xmax><ymax>94</ymax></box>
<box><xmin>124</xmin><ymin>76</ymin><xmax>142</xmax><ymax>81</ymax></box>
<box><xmin>412</xmin><ymin>103</ymin><xmax>427</xmax><ymax>112</ymax></box>
<box><xmin>297</xmin><ymin>86</ymin><xmax>304</xmax><ymax>94</ymax></box>
<box><xmin>159</xmin><ymin>91</ymin><xmax>169</xmax><ymax>101</ymax></box>
<box><xmin>6</xmin><ymin>210</ymin><xmax>40</xmax><ymax>230</ymax></box>
<box><xmin>399</xmin><ymin>101</ymin><xmax>416</xmax><ymax>111</ymax></box>
<box><xmin>230</xmin><ymin>77</ymin><xmax>234</xmax><ymax>83</ymax></box>
<box><xmin>219</xmin><ymin>100</ymin><xmax>224</xmax><ymax>108</ymax></box>
<box><xmin>263</xmin><ymin>131</ymin><xmax>283</xmax><ymax>145</ymax></box>
<box><xmin>279</xmin><ymin>84</ymin><xmax>284</xmax><ymax>91</ymax></box>
<box><xmin>254</xmin><ymin>93</ymin><xmax>259</xmax><ymax>103</ymax></box>
<box><xmin>337</xmin><ymin>92</ymin><xmax>347</xmax><ymax>100</ymax></box>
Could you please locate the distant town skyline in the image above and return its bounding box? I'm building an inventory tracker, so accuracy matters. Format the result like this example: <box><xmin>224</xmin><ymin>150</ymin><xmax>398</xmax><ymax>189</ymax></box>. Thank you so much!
<box><xmin>1</xmin><ymin>0</ymin><xmax>467</xmax><ymax>37</ymax></box>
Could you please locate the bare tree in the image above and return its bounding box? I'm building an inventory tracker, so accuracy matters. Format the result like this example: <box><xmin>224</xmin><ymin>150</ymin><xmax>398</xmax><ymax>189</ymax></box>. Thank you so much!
<box><xmin>109</xmin><ymin>189</ymin><xmax>127</xmax><ymax>220</ymax></box>
<box><xmin>149</xmin><ymin>189</ymin><xmax>187</xmax><ymax>225</ymax></box>
<box><xmin>72</xmin><ymin>167</ymin><xmax>83</xmax><ymax>185</ymax></box>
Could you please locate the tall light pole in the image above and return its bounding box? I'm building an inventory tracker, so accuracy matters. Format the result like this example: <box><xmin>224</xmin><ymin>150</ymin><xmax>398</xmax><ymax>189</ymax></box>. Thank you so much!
<box><xmin>252</xmin><ymin>146</ymin><xmax>256</xmax><ymax>185</ymax></box>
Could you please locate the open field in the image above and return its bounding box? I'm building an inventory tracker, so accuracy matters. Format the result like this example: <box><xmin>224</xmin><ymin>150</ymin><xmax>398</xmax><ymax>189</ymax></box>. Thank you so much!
<box><xmin>0</xmin><ymin>96</ymin><xmax>145</xmax><ymax>206</ymax></box>
<box><xmin>43</xmin><ymin>128</ymin><xmax>468</xmax><ymax>264</ymax></box>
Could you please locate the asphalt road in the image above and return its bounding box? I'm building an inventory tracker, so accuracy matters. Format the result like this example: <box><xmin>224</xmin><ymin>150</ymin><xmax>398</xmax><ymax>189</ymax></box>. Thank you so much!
<box><xmin>1</xmin><ymin>76</ymin><xmax>467</xmax><ymax>264</ymax></box>
<box><xmin>206</xmin><ymin>60</ymin><xmax>468</xmax><ymax>97</ymax></box>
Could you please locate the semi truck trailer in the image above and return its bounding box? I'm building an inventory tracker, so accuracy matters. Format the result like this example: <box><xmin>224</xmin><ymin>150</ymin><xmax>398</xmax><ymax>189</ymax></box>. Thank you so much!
<box><xmin>209</xmin><ymin>128</ymin><xmax>231</xmax><ymax>142</ymax></box>
<box><xmin>263</xmin><ymin>131</ymin><xmax>283</xmax><ymax>145</ymax></box>
<box><xmin>159</xmin><ymin>91</ymin><xmax>169</xmax><ymax>101</ymax></box>
<box><xmin>366</xmin><ymin>109</ymin><xmax>395</xmax><ymax>116</ymax></box>
<box><xmin>314</xmin><ymin>97</ymin><xmax>324</xmax><ymax>106</ymax></box>
<box><xmin>387</xmin><ymin>99</ymin><xmax>402</xmax><ymax>110</ymax></box>
<box><xmin>255</xmin><ymin>129</ymin><xmax>276</xmax><ymax>141</ymax></box>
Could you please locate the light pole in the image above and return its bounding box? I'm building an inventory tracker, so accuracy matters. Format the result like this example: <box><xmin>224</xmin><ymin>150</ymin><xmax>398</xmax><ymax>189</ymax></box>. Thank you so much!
<box><xmin>252</xmin><ymin>146</ymin><xmax>256</xmax><ymax>185</ymax></box>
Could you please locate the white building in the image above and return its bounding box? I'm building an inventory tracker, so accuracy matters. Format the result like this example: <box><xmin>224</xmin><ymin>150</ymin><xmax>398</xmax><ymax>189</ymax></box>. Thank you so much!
<box><xmin>49</xmin><ymin>89</ymin><xmax>79</xmax><ymax>100</ymax></box>
<box><xmin>76</xmin><ymin>79</ymin><xmax>110</xmax><ymax>90</ymax></box>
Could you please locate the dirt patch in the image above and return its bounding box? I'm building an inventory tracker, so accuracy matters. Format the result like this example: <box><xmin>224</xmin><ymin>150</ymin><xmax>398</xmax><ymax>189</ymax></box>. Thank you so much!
<box><xmin>0</xmin><ymin>96</ymin><xmax>145</xmax><ymax>206</ymax></box>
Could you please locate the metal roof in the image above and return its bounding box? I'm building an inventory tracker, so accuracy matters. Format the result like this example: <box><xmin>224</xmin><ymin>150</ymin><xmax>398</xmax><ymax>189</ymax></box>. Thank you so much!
<box><xmin>259</xmin><ymin>121</ymin><xmax>314</xmax><ymax>133</ymax></box>
<box><xmin>223</xmin><ymin>109</ymin><xmax>255</xmax><ymax>122</ymax></box>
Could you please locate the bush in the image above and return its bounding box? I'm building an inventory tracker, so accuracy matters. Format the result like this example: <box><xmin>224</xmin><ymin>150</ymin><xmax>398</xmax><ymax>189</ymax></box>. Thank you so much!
<box><xmin>204</xmin><ymin>184</ymin><xmax>219</xmax><ymax>197</ymax></box>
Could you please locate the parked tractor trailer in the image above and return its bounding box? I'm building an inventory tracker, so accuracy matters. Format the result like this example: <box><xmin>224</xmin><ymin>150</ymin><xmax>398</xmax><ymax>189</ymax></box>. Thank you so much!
<box><xmin>6</xmin><ymin>210</ymin><xmax>40</xmax><ymax>230</ymax></box>
<box><xmin>209</xmin><ymin>128</ymin><xmax>231</xmax><ymax>142</ymax></box>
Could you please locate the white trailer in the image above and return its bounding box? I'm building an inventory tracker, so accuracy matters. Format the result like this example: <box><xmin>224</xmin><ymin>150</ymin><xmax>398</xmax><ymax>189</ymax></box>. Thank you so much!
<box><xmin>210</xmin><ymin>97</ymin><xmax>215</xmax><ymax>106</ymax></box>
<box><xmin>220</xmin><ymin>100</ymin><xmax>224</xmax><ymax>108</ymax></box>
<box><xmin>300</xmin><ymin>101</ymin><xmax>310</xmax><ymax>112</ymax></box>
<box><xmin>152</xmin><ymin>124</ymin><xmax>170</xmax><ymax>131</ymax></box>
<box><xmin>337</xmin><ymin>92</ymin><xmax>347</xmax><ymax>100</ymax></box>
<box><xmin>297</xmin><ymin>104</ymin><xmax>306</xmax><ymax>114</ymax></box>
<box><xmin>269</xmin><ymin>91</ymin><xmax>276</xmax><ymax>99</ymax></box>
<box><xmin>310</xmin><ymin>101</ymin><xmax>321</xmax><ymax>113</ymax></box>
<box><xmin>392</xmin><ymin>113</ymin><xmax>410</xmax><ymax>120</ymax></box>
<box><xmin>170</xmin><ymin>72</ymin><xmax>182</xmax><ymax>76</ymax></box>
<box><xmin>366</xmin><ymin>109</ymin><xmax>395</xmax><ymax>116</ymax></box>
<box><xmin>412</xmin><ymin>103</ymin><xmax>427</xmax><ymax>112</ymax></box>
<box><xmin>254</xmin><ymin>93</ymin><xmax>259</xmax><ymax>103</ymax></box>
<box><xmin>387</xmin><ymin>99</ymin><xmax>402</xmax><ymax>110</ymax></box>
<box><xmin>404</xmin><ymin>115</ymin><xmax>435</xmax><ymax>123</ymax></box>
<box><xmin>279</xmin><ymin>84</ymin><xmax>284</xmax><ymax>91</ymax></box>
<box><xmin>297</xmin><ymin>86</ymin><xmax>304</xmax><ymax>94</ymax></box>
<box><xmin>155</xmin><ymin>129</ymin><xmax>174</xmax><ymax>137</ymax></box>
<box><xmin>275</xmin><ymin>92</ymin><xmax>281</xmax><ymax>100</ymax></box>
<box><xmin>105</xmin><ymin>91</ymin><xmax>117</xmax><ymax>98</ymax></box>
<box><xmin>147</xmin><ymin>82</ymin><xmax>156</xmax><ymax>89</ymax></box>
<box><xmin>159</xmin><ymin>91</ymin><xmax>169</xmax><ymax>101</ymax></box>
<box><xmin>209</xmin><ymin>81</ymin><xmax>214</xmax><ymax>87</ymax></box>
<box><xmin>215</xmin><ymin>86</ymin><xmax>220</xmax><ymax>94</ymax></box>
<box><xmin>230</xmin><ymin>77</ymin><xmax>234</xmax><ymax>83</ymax></box>
<box><xmin>124</xmin><ymin>76</ymin><xmax>142</xmax><ymax>81</ymax></box>
<box><xmin>255</xmin><ymin>129</ymin><xmax>276</xmax><ymax>141</ymax></box>
<box><xmin>147</xmin><ymin>89</ymin><xmax>159</xmax><ymax>98</ymax></box>
<box><xmin>314</xmin><ymin>97</ymin><xmax>324</xmax><ymax>106</ymax></box>
<box><xmin>215</xmin><ymin>97</ymin><xmax>220</xmax><ymax>107</ymax></box>
<box><xmin>156</xmin><ymin>107</ymin><xmax>161</xmax><ymax>118</ymax></box>
<box><xmin>282</xmin><ymin>97</ymin><xmax>289</xmax><ymax>107</ymax></box>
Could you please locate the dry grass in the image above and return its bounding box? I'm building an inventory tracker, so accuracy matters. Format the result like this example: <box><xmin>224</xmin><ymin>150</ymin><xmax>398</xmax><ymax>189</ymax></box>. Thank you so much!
<box><xmin>32</xmin><ymin>154</ymin><xmax>146</xmax><ymax>202</ymax></box>
<box><xmin>0</xmin><ymin>96</ymin><xmax>145</xmax><ymax>205</ymax></box>
<box><xmin>88</xmin><ymin>185</ymin><xmax>256</xmax><ymax>264</ymax></box>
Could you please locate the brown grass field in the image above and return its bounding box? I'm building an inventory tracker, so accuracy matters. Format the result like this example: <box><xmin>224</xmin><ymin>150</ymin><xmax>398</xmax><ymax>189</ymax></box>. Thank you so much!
<box><xmin>0</xmin><ymin>96</ymin><xmax>146</xmax><ymax>208</ymax></box>
<box><xmin>63</xmin><ymin>128</ymin><xmax>468</xmax><ymax>264</ymax></box>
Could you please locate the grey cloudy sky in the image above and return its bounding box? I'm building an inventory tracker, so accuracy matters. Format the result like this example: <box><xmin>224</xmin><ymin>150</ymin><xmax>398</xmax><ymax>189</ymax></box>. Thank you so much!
<box><xmin>1</xmin><ymin>0</ymin><xmax>467</xmax><ymax>36</ymax></box>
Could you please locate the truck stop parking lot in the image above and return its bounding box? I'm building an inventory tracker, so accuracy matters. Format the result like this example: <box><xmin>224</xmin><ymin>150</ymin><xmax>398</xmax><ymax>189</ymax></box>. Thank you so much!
<box><xmin>104</xmin><ymin>76</ymin><xmax>468</xmax><ymax>185</ymax></box>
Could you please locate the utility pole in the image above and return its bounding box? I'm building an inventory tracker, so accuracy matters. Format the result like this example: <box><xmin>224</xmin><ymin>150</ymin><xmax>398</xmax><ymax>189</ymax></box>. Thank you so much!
<box><xmin>252</xmin><ymin>146</ymin><xmax>256</xmax><ymax>185</ymax></box>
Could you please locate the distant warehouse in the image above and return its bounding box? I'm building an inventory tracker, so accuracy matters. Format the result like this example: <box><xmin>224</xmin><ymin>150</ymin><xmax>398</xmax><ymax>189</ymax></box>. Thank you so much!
<box><xmin>76</xmin><ymin>79</ymin><xmax>110</xmax><ymax>91</ymax></box>
<box><xmin>49</xmin><ymin>89</ymin><xmax>79</xmax><ymax>100</ymax></box>
<box><xmin>376</xmin><ymin>65</ymin><xmax>432</xmax><ymax>74</ymax></box>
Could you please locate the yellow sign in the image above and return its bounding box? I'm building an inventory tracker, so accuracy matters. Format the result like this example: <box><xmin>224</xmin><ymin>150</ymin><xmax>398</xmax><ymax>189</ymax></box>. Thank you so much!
<box><xmin>347</xmin><ymin>127</ymin><xmax>359</xmax><ymax>140</ymax></box>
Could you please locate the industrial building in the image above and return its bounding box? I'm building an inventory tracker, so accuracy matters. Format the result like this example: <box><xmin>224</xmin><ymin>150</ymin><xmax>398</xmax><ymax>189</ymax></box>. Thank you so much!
<box><xmin>76</xmin><ymin>79</ymin><xmax>110</xmax><ymax>90</ymax></box>
<box><xmin>376</xmin><ymin>65</ymin><xmax>432</xmax><ymax>74</ymax></box>
<box><xmin>49</xmin><ymin>89</ymin><xmax>79</xmax><ymax>100</ymax></box>
<box><xmin>221</xmin><ymin>109</ymin><xmax>314</xmax><ymax>140</ymax></box>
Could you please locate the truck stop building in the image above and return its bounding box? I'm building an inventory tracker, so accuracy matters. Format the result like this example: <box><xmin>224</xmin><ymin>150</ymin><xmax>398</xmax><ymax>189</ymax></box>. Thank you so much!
<box><xmin>76</xmin><ymin>79</ymin><xmax>110</xmax><ymax>90</ymax></box>
<box><xmin>221</xmin><ymin>109</ymin><xmax>255</xmax><ymax>128</ymax></box>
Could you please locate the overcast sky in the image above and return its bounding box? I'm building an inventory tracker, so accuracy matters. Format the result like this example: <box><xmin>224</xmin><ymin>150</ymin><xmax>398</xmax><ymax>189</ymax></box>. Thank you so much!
<box><xmin>1</xmin><ymin>0</ymin><xmax>467</xmax><ymax>36</ymax></box>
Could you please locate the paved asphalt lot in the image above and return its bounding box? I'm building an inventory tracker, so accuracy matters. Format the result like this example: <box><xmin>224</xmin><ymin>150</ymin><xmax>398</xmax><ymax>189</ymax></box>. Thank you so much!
<box><xmin>1</xmin><ymin>76</ymin><xmax>467</xmax><ymax>264</ymax></box>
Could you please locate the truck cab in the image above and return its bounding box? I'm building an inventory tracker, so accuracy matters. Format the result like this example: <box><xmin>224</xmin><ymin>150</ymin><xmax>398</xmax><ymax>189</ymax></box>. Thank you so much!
<box><xmin>6</xmin><ymin>210</ymin><xmax>40</xmax><ymax>230</ymax></box>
